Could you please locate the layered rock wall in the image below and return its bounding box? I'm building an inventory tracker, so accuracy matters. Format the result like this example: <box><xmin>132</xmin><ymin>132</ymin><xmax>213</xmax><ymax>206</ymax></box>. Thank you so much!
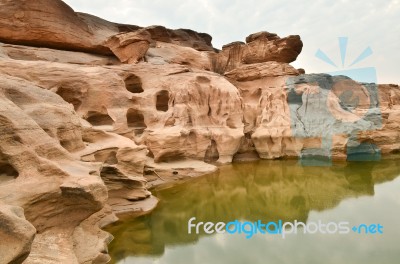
<box><xmin>0</xmin><ymin>0</ymin><xmax>399</xmax><ymax>263</ymax></box>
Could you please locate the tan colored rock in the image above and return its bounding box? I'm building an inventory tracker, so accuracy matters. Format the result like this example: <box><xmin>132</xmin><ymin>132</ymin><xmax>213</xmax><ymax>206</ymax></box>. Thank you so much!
<box><xmin>247</xmin><ymin>76</ymin><xmax>301</xmax><ymax>159</ymax></box>
<box><xmin>79</xmin><ymin>128</ymin><xmax>151</xmax><ymax>207</ymax></box>
<box><xmin>125</xmin><ymin>67</ymin><xmax>244</xmax><ymax>164</ymax></box>
<box><xmin>0</xmin><ymin>2</ymin><xmax>399</xmax><ymax>262</ymax></box>
<box><xmin>0</xmin><ymin>59</ymin><xmax>244</xmax><ymax>164</ymax></box>
<box><xmin>0</xmin><ymin>42</ymin><xmax>119</xmax><ymax>65</ymax></box>
<box><xmin>72</xmin><ymin>205</ymin><xmax>115</xmax><ymax>264</ymax></box>
<box><xmin>225</xmin><ymin>61</ymin><xmax>299</xmax><ymax>81</ymax></box>
<box><xmin>0</xmin><ymin>205</ymin><xmax>36</xmax><ymax>264</ymax></box>
<box><xmin>0</xmin><ymin>0</ymin><xmax>214</xmax><ymax>59</ymax></box>
<box><xmin>144</xmin><ymin>26</ymin><xmax>214</xmax><ymax>51</ymax></box>
<box><xmin>0</xmin><ymin>0</ymin><xmax>116</xmax><ymax>54</ymax></box>
<box><xmin>212</xmin><ymin>32</ymin><xmax>303</xmax><ymax>74</ymax></box>
<box><xmin>243</xmin><ymin>34</ymin><xmax>302</xmax><ymax>64</ymax></box>
<box><xmin>146</xmin><ymin>41</ymin><xmax>211</xmax><ymax>70</ymax></box>
<box><xmin>0</xmin><ymin>58</ymin><xmax>156</xmax><ymax>215</ymax></box>
<box><xmin>231</xmin><ymin>73</ymin><xmax>400</xmax><ymax>161</ymax></box>
<box><xmin>359</xmin><ymin>84</ymin><xmax>400</xmax><ymax>153</ymax></box>
<box><xmin>245</xmin><ymin>31</ymin><xmax>279</xmax><ymax>43</ymax></box>
<box><xmin>105</xmin><ymin>30</ymin><xmax>151</xmax><ymax>64</ymax></box>
<box><xmin>0</xmin><ymin>74</ymin><xmax>110</xmax><ymax>263</ymax></box>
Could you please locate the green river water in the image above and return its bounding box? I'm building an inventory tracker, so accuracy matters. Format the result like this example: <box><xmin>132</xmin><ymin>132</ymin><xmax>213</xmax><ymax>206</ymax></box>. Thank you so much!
<box><xmin>105</xmin><ymin>157</ymin><xmax>400</xmax><ymax>264</ymax></box>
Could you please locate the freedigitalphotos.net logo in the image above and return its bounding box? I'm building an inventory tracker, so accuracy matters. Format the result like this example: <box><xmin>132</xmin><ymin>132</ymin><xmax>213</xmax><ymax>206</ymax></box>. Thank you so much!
<box><xmin>286</xmin><ymin>37</ymin><xmax>382</xmax><ymax>166</ymax></box>
<box><xmin>188</xmin><ymin>217</ymin><xmax>383</xmax><ymax>239</ymax></box>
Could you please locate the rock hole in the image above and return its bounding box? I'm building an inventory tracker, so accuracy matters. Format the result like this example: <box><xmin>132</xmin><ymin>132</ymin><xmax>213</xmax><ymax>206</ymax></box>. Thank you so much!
<box><xmin>85</xmin><ymin>111</ymin><xmax>114</xmax><ymax>126</ymax></box>
<box><xmin>0</xmin><ymin>162</ymin><xmax>19</xmax><ymax>180</ymax></box>
<box><xmin>56</xmin><ymin>86</ymin><xmax>82</xmax><ymax>110</ymax></box>
<box><xmin>126</xmin><ymin>109</ymin><xmax>147</xmax><ymax>134</ymax></box>
<box><xmin>156</xmin><ymin>90</ymin><xmax>169</xmax><ymax>112</ymax></box>
<box><xmin>245</xmin><ymin>132</ymin><xmax>252</xmax><ymax>139</ymax></box>
<box><xmin>147</xmin><ymin>150</ymin><xmax>154</xmax><ymax>158</ymax></box>
<box><xmin>187</xmin><ymin>115</ymin><xmax>193</xmax><ymax>126</ymax></box>
<box><xmin>124</xmin><ymin>74</ymin><xmax>144</xmax><ymax>93</ymax></box>
<box><xmin>204</xmin><ymin>140</ymin><xmax>219</xmax><ymax>163</ymax></box>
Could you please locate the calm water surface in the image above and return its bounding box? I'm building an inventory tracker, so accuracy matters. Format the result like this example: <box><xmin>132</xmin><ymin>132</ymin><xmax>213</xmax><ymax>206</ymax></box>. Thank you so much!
<box><xmin>105</xmin><ymin>157</ymin><xmax>400</xmax><ymax>264</ymax></box>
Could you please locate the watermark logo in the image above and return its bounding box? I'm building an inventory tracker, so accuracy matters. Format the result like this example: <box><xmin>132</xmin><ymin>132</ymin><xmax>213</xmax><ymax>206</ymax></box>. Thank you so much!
<box><xmin>188</xmin><ymin>217</ymin><xmax>384</xmax><ymax>239</ymax></box>
<box><xmin>286</xmin><ymin>37</ymin><xmax>382</xmax><ymax>166</ymax></box>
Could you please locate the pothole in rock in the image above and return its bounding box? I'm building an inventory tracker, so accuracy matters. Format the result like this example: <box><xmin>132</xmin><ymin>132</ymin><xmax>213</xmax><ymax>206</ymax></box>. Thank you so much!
<box><xmin>124</xmin><ymin>74</ymin><xmax>144</xmax><ymax>93</ymax></box>
<box><xmin>56</xmin><ymin>85</ymin><xmax>83</xmax><ymax>110</ymax></box>
<box><xmin>204</xmin><ymin>139</ymin><xmax>219</xmax><ymax>163</ymax></box>
<box><xmin>0</xmin><ymin>162</ymin><xmax>19</xmax><ymax>184</ymax></box>
<box><xmin>85</xmin><ymin>111</ymin><xmax>114</xmax><ymax>128</ymax></box>
<box><xmin>127</xmin><ymin>109</ymin><xmax>147</xmax><ymax>135</ymax></box>
<box><xmin>156</xmin><ymin>90</ymin><xmax>170</xmax><ymax>112</ymax></box>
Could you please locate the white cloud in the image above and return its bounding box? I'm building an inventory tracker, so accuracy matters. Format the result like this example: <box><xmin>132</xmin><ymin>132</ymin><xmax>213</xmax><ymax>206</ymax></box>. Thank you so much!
<box><xmin>63</xmin><ymin>0</ymin><xmax>399</xmax><ymax>83</ymax></box>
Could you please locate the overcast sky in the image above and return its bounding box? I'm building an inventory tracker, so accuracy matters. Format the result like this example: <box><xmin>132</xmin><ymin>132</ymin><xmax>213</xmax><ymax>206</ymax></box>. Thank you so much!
<box><xmin>63</xmin><ymin>0</ymin><xmax>399</xmax><ymax>84</ymax></box>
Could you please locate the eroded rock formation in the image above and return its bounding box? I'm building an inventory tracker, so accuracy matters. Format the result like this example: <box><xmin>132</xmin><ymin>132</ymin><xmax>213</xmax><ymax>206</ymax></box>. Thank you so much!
<box><xmin>0</xmin><ymin>0</ymin><xmax>399</xmax><ymax>263</ymax></box>
<box><xmin>211</xmin><ymin>32</ymin><xmax>302</xmax><ymax>74</ymax></box>
<box><xmin>0</xmin><ymin>205</ymin><xmax>36</xmax><ymax>264</ymax></box>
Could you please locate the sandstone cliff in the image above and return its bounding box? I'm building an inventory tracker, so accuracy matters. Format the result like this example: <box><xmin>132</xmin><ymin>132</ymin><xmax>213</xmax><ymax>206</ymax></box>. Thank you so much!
<box><xmin>0</xmin><ymin>0</ymin><xmax>399</xmax><ymax>263</ymax></box>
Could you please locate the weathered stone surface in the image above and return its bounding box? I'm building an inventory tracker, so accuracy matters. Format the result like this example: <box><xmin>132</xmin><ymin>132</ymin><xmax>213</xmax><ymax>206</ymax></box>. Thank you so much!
<box><xmin>0</xmin><ymin>42</ymin><xmax>119</xmax><ymax>65</ymax></box>
<box><xmin>225</xmin><ymin>61</ymin><xmax>299</xmax><ymax>81</ymax></box>
<box><xmin>0</xmin><ymin>73</ymin><xmax>110</xmax><ymax>263</ymax></box>
<box><xmin>245</xmin><ymin>31</ymin><xmax>279</xmax><ymax>43</ymax></box>
<box><xmin>105</xmin><ymin>30</ymin><xmax>151</xmax><ymax>64</ymax></box>
<box><xmin>0</xmin><ymin>205</ymin><xmax>36</xmax><ymax>264</ymax></box>
<box><xmin>79</xmin><ymin>129</ymin><xmax>151</xmax><ymax>207</ymax></box>
<box><xmin>231</xmin><ymin>73</ymin><xmax>400</xmax><ymax>160</ymax></box>
<box><xmin>146</xmin><ymin>41</ymin><xmax>211</xmax><ymax>70</ymax></box>
<box><xmin>0</xmin><ymin>1</ymin><xmax>399</xmax><ymax>263</ymax></box>
<box><xmin>0</xmin><ymin>59</ymin><xmax>244</xmax><ymax>165</ymax></box>
<box><xmin>243</xmin><ymin>34</ymin><xmax>302</xmax><ymax>64</ymax></box>
<box><xmin>72</xmin><ymin>205</ymin><xmax>115</xmax><ymax>264</ymax></box>
<box><xmin>0</xmin><ymin>0</ymin><xmax>214</xmax><ymax>59</ymax></box>
<box><xmin>359</xmin><ymin>84</ymin><xmax>400</xmax><ymax>153</ymax></box>
<box><xmin>212</xmin><ymin>32</ymin><xmax>303</xmax><ymax>74</ymax></box>
<box><xmin>0</xmin><ymin>0</ymin><xmax>115</xmax><ymax>54</ymax></box>
<box><xmin>144</xmin><ymin>26</ymin><xmax>214</xmax><ymax>52</ymax></box>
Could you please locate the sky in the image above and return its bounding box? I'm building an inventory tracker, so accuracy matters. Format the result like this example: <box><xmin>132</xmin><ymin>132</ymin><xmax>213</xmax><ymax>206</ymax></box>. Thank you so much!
<box><xmin>63</xmin><ymin>0</ymin><xmax>399</xmax><ymax>84</ymax></box>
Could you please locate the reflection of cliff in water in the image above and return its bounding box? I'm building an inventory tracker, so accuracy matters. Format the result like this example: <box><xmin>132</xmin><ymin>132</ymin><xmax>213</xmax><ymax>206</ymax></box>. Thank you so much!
<box><xmin>105</xmin><ymin>157</ymin><xmax>400</xmax><ymax>261</ymax></box>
